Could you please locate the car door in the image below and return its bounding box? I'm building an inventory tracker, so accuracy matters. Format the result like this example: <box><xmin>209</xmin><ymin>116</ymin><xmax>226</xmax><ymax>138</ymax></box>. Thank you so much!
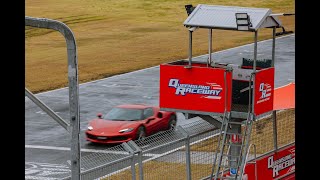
<box><xmin>143</xmin><ymin>107</ymin><xmax>162</xmax><ymax>135</ymax></box>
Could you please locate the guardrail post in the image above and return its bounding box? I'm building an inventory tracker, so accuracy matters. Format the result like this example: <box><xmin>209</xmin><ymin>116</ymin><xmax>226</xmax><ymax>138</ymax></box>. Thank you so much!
<box><xmin>122</xmin><ymin>142</ymin><xmax>137</xmax><ymax>180</ymax></box>
<box><xmin>25</xmin><ymin>16</ymin><xmax>80</xmax><ymax>180</ymax></box>
<box><xmin>177</xmin><ymin>126</ymin><xmax>192</xmax><ymax>180</ymax></box>
<box><xmin>127</xmin><ymin>141</ymin><xmax>143</xmax><ymax>180</ymax></box>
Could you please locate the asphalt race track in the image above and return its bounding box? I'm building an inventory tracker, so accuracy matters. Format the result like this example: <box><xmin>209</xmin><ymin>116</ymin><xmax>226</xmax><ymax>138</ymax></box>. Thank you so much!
<box><xmin>25</xmin><ymin>34</ymin><xmax>295</xmax><ymax>179</ymax></box>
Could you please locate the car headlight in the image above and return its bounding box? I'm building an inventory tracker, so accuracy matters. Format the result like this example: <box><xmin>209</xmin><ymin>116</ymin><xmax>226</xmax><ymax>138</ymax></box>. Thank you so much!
<box><xmin>88</xmin><ymin>126</ymin><xmax>93</xmax><ymax>131</ymax></box>
<box><xmin>119</xmin><ymin>128</ymin><xmax>134</xmax><ymax>133</ymax></box>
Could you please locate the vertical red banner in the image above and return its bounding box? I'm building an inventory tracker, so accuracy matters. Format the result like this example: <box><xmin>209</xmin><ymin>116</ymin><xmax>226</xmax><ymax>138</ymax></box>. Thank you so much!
<box><xmin>254</xmin><ymin>67</ymin><xmax>275</xmax><ymax>115</ymax></box>
<box><xmin>159</xmin><ymin>64</ymin><xmax>232</xmax><ymax>114</ymax></box>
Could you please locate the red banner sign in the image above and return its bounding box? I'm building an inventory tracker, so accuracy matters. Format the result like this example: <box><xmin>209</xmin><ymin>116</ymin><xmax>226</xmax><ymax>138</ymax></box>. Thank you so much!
<box><xmin>254</xmin><ymin>67</ymin><xmax>275</xmax><ymax>115</ymax></box>
<box><xmin>223</xmin><ymin>144</ymin><xmax>295</xmax><ymax>180</ymax></box>
<box><xmin>159</xmin><ymin>64</ymin><xmax>232</xmax><ymax>114</ymax></box>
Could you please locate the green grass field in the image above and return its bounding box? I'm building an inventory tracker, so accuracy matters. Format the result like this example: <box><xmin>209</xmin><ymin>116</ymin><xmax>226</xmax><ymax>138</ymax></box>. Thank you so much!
<box><xmin>26</xmin><ymin>0</ymin><xmax>294</xmax><ymax>93</ymax></box>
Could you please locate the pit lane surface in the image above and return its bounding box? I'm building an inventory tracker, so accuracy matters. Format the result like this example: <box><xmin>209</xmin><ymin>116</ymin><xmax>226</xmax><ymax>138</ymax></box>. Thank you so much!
<box><xmin>25</xmin><ymin>34</ymin><xmax>295</xmax><ymax>179</ymax></box>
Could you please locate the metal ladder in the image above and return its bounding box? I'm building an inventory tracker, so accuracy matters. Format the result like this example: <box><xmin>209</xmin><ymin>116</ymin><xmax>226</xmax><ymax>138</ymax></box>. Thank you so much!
<box><xmin>210</xmin><ymin>112</ymin><xmax>254</xmax><ymax>180</ymax></box>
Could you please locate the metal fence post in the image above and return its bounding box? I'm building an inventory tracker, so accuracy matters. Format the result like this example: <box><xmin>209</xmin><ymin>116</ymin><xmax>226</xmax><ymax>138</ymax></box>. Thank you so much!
<box><xmin>188</xmin><ymin>29</ymin><xmax>193</xmax><ymax>67</ymax></box>
<box><xmin>127</xmin><ymin>141</ymin><xmax>143</xmax><ymax>180</ymax></box>
<box><xmin>25</xmin><ymin>16</ymin><xmax>80</xmax><ymax>180</ymax></box>
<box><xmin>272</xmin><ymin>110</ymin><xmax>278</xmax><ymax>151</ymax></box>
<box><xmin>137</xmin><ymin>148</ymin><xmax>143</xmax><ymax>180</ymax></box>
<box><xmin>177</xmin><ymin>126</ymin><xmax>192</xmax><ymax>180</ymax></box>
<box><xmin>208</xmin><ymin>28</ymin><xmax>213</xmax><ymax>66</ymax></box>
<box><xmin>122</xmin><ymin>143</ymin><xmax>137</xmax><ymax>180</ymax></box>
<box><xmin>271</xmin><ymin>27</ymin><xmax>276</xmax><ymax>67</ymax></box>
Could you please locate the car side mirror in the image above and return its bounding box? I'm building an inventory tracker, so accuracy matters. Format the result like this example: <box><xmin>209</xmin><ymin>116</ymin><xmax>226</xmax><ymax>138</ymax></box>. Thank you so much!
<box><xmin>157</xmin><ymin>112</ymin><xmax>163</xmax><ymax>118</ymax></box>
<box><xmin>97</xmin><ymin>113</ymin><xmax>103</xmax><ymax>119</ymax></box>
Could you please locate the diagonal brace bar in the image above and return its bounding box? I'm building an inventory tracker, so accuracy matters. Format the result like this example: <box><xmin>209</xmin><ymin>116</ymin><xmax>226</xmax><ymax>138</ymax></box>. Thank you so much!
<box><xmin>25</xmin><ymin>88</ymin><xmax>70</xmax><ymax>131</ymax></box>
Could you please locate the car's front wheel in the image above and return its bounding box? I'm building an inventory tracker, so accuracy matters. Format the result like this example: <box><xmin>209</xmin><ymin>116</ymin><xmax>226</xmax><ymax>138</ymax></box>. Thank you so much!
<box><xmin>136</xmin><ymin>126</ymin><xmax>146</xmax><ymax>140</ymax></box>
<box><xmin>168</xmin><ymin>115</ymin><xmax>177</xmax><ymax>130</ymax></box>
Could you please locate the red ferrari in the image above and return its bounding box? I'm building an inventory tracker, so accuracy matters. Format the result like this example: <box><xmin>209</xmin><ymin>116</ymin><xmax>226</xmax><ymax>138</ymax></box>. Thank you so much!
<box><xmin>85</xmin><ymin>104</ymin><xmax>177</xmax><ymax>144</ymax></box>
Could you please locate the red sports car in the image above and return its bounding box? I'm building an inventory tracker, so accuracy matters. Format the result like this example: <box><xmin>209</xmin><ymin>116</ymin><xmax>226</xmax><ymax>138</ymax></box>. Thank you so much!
<box><xmin>85</xmin><ymin>104</ymin><xmax>177</xmax><ymax>144</ymax></box>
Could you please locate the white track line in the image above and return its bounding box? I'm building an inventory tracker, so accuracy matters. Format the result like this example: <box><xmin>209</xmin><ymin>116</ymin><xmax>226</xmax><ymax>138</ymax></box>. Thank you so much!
<box><xmin>275</xmin><ymin>81</ymin><xmax>295</xmax><ymax>89</ymax></box>
<box><xmin>25</xmin><ymin>176</ymin><xmax>59</xmax><ymax>180</ymax></box>
<box><xmin>35</xmin><ymin>34</ymin><xmax>294</xmax><ymax>96</ymax></box>
<box><xmin>26</xmin><ymin>162</ymin><xmax>69</xmax><ymax>169</ymax></box>
<box><xmin>25</xmin><ymin>145</ymin><xmax>156</xmax><ymax>156</ymax></box>
<box><xmin>25</xmin><ymin>145</ymin><xmax>128</xmax><ymax>155</ymax></box>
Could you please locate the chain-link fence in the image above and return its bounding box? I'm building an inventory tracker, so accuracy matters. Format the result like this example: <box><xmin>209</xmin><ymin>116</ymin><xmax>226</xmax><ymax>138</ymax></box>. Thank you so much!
<box><xmin>189</xmin><ymin>132</ymin><xmax>219</xmax><ymax>179</ymax></box>
<box><xmin>250</xmin><ymin>108</ymin><xmax>295</xmax><ymax>155</ymax></box>
<box><xmin>60</xmin><ymin>108</ymin><xmax>294</xmax><ymax>180</ymax></box>
<box><xmin>80</xmin><ymin>145</ymin><xmax>133</xmax><ymax>180</ymax></box>
<box><xmin>138</xmin><ymin>120</ymin><xmax>221</xmax><ymax>180</ymax></box>
<box><xmin>140</xmin><ymin>139</ymin><xmax>187</xmax><ymax>180</ymax></box>
<box><xmin>60</xmin><ymin>118</ymin><xmax>217</xmax><ymax>180</ymax></box>
<box><xmin>276</xmin><ymin>109</ymin><xmax>295</xmax><ymax>147</ymax></box>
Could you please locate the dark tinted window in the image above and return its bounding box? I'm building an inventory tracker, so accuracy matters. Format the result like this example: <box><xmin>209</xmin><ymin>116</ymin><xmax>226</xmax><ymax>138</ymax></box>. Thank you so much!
<box><xmin>143</xmin><ymin>108</ymin><xmax>154</xmax><ymax>119</ymax></box>
<box><xmin>105</xmin><ymin>108</ymin><xmax>143</xmax><ymax>121</ymax></box>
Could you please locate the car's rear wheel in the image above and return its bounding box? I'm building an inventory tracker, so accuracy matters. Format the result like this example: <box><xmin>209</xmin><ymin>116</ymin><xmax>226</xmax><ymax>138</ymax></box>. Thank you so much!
<box><xmin>136</xmin><ymin>126</ymin><xmax>146</xmax><ymax>140</ymax></box>
<box><xmin>168</xmin><ymin>115</ymin><xmax>177</xmax><ymax>130</ymax></box>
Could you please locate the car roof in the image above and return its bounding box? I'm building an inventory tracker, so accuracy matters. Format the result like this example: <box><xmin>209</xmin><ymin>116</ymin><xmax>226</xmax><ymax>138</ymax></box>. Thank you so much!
<box><xmin>115</xmin><ymin>104</ymin><xmax>153</xmax><ymax>109</ymax></box>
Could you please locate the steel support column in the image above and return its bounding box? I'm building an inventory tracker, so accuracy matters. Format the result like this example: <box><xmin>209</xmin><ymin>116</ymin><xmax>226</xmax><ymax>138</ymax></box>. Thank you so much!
<box><xmin>208</xmin><ymin>29</ymin><xmax>213</xmax><ymax>66</ymax></box>
<box><xmin>271</xmin><ymin>27</ymin><xmax>278</xmax><ymax>151</ymax></box>
<box><xmin>25</xmin><ymin>16</ymin><xmax>80</xmax><ymax>180</ymax></box>
<box><xmin>253</xmin><ymin>31</ymin><xmax>258</xmax><ymax>72</ymax></box>
<box><xmin>122</xmin><ymin>143</ymin><xmax>137</xmax><ymax>180</ymax></box>
<box><xmin>272</xmin><ymin>27</ymin><xmax>276</xmax><ymax>67</ymax></box>
<box><xmin>127</xmin><ymin>141</ymin><xmax>143</xmax><ymax>180</ymax></box>
<box><xmin>273</xmin><ymin>110</ymin><xmax>278</xmax><ymax>151</ymax></box>
<box><xmin>252</xmin><ymin>31</ymin><xmax>258</xmax><ymax>114</ymax></box>
<box><xmin>178</xmin><ymin>126</ymin><xmax>192</xmax><ymax>180</ymax></box>
<box><xmin>188</xmin><ymin>30</ymin><xmax>193</xmax><ymax>67</ymax></box>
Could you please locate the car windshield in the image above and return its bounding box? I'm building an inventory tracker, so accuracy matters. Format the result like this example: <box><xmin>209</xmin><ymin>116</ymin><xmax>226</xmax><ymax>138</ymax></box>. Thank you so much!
<box><xmin>104</xmin><ymin>107</ymin><xmax>143</xmax><ymax>121</ymax></box>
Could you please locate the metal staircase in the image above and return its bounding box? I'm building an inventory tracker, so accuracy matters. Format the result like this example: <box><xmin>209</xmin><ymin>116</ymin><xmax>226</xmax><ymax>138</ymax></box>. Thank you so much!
<box><xmin>209</xmin><ymin>112</ymin><xmax>254</xmax><ymax>180</ymax></box>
